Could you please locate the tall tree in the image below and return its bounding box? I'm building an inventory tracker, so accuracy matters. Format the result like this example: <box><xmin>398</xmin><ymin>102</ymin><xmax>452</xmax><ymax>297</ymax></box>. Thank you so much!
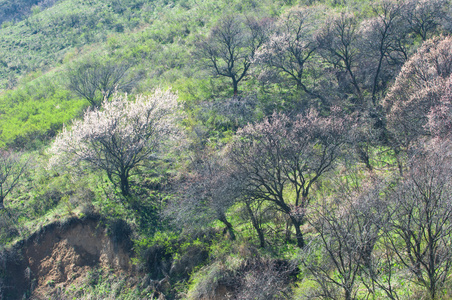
<box><xmin>229</xmin><ymin>110</ymin><xmax>348</xmax><ymax>248</ymax></box>
<box><xmin>359</xmin><ymin>0</ymin><xmax>409</xmax><ymax>106</ymax></box>
<box><xmin>385</xmin><ymin>147</ymin><xmax>452</xmax><ymax>299</ymax></box>
<box><xmin>305</xmin><ymin>175</ymin><xmax>387</xmax><ymax>300</ymax></box>
<box><xmin>319</xmin><ymin>12</ymin><xmax>363</xmax><ymax>104</ymax></box>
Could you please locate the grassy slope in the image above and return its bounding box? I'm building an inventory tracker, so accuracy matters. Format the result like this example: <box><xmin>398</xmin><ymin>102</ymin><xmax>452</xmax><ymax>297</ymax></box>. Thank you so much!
<box><xmin>0</xmin><ymin>0</ymin><xmax>290</xmax><ymax>147</ymax></box>
<box><xmin>0</xmin><ymin>0</ymin><xmax>295</xmax><ymax>237</ymax></box>
<box><xmin>0</xmin><ymin>0</ymin><xmax>162</xmax><ymax>88</ymax></box>
<box><xmin>4</xmin><ymin>0</ymin><xmax>435</xmax><ymax>299</ymax></box>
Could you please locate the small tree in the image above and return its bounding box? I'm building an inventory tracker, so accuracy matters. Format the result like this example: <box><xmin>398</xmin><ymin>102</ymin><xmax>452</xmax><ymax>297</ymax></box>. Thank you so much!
<box><xmin>0</xmin><ymin>150</ymin><xmax>28</xmax><ymax>210</ymax></box>
<box><xmin>255</xmin><ymin>6</ymin><xmax>325</xmax><ymax>101</ymax></box>
<box><xmin>67</xmin><ymin>57</ymin><xmax>140</xmax><ymax>107</ymax></box>
<box><xmin>50</xmin><ymin>89</ymin><xmax>180</xmax><ymax>197</ymax></box>
<box><xmin>171</xmin><ymin>149</ymin><xmax>241</xmax><ymax>239</ymax></box>
<box><xmin>196</xmin><ymin>15</ymin><xmax>269</xmax><ymax>96</ymax></box>
<box><xmin>403</xmin><ymin>0</ymin><xmax>449</xmax><ymax>41</ymax></box>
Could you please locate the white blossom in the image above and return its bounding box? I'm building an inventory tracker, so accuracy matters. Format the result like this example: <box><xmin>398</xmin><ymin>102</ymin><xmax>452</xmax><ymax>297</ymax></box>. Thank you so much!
<box><xmin>49</xmin><ymin>89</ymin><xmax>181</xmax><ymax>196</ymax></box>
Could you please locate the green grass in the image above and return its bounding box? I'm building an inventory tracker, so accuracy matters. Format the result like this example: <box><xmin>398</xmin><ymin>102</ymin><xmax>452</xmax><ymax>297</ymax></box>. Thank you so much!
<box><xmin>0</xmin><ymin>72</ymin><xmax>87</xmax><ymax>147</ymax></box>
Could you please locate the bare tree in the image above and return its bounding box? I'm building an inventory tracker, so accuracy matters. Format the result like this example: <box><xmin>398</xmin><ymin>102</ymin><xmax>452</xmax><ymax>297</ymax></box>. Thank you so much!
<box><xmin>170</xmin><ymin>148</ymin><xmax>241</xmax><ymax>239</ymax></box>
<box><xmin>304</xmin><ymin>174</ymin><xmax>387</xmax><ymax>300</ymax></box>
<box><xmin>359</xmin><ymin>0</ymin><xmax>409</xmax><ymax>106</ymax></box>
<box><xmin>385</xmin><ymin>148</ymin><xmax>452</xmax><ymax>299</ymax></box>
<box><xmin>319</xmin><ymin>12</ymin><xmax>363</xmax><ymax>103</ymax></box>
<box><xmin>0</xmin><ymin>150</ymin><xmax>28</xmax><ymax>210</ymax></box>
<box><xmin>235</xmin><ymin>258</ymin><xmax>293</xmax><ymax>299</ymax></box>
<box><xmin>255</xmin><ymin>6</ymin><xmax>326</xmax><ymax>102</ymax></box>
<box><xmin>67</xmin><ymin>57</ymin><xmax>140</xmax><ymax>107</ymax></box>
<box><xmin>49</xmin><ymin>90</ymin><xmax>180</xmax><ymax>197</ymax></box>
<box><xmin>196</xmin><ymin>15</ymin><xmax>269</xmax><ymax>96</ymax></box>
<box><xmin>229</xmin><ymin>109</ymin><xmax>348</xmax><ymax>248</ymax></box>
<box><xmin>403</xmin><ymin>0</ymin><xmax>449</xmax><ymax>41</ymax></box>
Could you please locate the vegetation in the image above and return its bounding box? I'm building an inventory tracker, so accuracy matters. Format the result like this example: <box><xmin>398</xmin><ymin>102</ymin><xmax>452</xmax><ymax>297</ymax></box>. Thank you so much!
<box><xmin>1</xmin><ymin>0</ymin><xmax>452</xmax><ymax>299</ymax></box>
<box><xmin>49</xmin><ymin>89</ymin><xmax>180</xmax><ymax>197</ymax></box>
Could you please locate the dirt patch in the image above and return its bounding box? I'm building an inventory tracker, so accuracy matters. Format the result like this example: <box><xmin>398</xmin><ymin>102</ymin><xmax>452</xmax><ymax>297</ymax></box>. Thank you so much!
<box><xmin>199</xmin><ymin>285</ymin><xmax>235</xmax><ymax>300</ymax></box>
<box><xmin>2</xmin><ymin>216</ymin><xmax>134</xmax><ymax>299</ymax></box>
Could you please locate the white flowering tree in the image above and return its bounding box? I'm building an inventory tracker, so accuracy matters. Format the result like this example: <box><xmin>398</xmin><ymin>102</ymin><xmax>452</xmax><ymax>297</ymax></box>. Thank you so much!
<box><xmin>50</xmin><ymin>89</ymin><xmax>180</xmax><ymax>197</ymax></box>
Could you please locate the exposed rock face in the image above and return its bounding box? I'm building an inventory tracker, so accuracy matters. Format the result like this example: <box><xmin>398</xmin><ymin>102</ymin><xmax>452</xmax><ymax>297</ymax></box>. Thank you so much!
<box><xmin>2</xmin><ymin>216</ymin><xmax>133</xmax><ymax>300</ymax></box>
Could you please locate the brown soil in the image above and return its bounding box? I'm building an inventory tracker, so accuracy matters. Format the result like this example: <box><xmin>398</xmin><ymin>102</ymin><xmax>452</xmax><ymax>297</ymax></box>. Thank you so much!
<box><xmin>3</xmin><ymin>216</ymin><xmax>134</xmax><ymax>300</ymax></box>
<box><xmin>200</xmin><ymin>285</ymin><xmax>235</xmax><ymax>300</ymax></box>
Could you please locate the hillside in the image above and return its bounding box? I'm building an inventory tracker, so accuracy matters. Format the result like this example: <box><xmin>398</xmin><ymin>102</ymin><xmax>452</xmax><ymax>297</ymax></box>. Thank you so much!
<box><xmin>1</xmin><ymin>0</ymin><xmax>452</xmax><ymax>299</ymax></box>
<box><xmin>0</xmin><ymin>0</ymin><xmax>61</xmax><ymax>26</ymax></box>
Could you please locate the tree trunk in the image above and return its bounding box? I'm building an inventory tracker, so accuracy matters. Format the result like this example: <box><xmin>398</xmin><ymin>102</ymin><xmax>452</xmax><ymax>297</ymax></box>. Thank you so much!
<box><xmin>372</xmin><ymin>50</ymin><xmax>385</xmax><ymax>107</ymax></box>
<box><xmin>345</xmin><ymin>287</ymin><xmax>352</xmax><ymax>300</ymax></box>
<box><xmin>246</xmin><ymin>202</ymin><xmax>265</xmax><ymax>248</ymax></box>
<box><xmin>232</xmin><ymin>78</ymin><xmax>238</xmax><ymax>96</ymax></box>
<box><xmin>356</xmin><ymin>144</ymin><xmax>372</xmax><ymax>171</ymax></box>
<box><xmin>219</xmin><ymin>213</ymin><xmax>236</xmax><ymax>240</ymax></box>
<box><xmin>120</xmin><ymin>175</ymin><xmax>130</xmax><ymax>197</ymax></box>
<box><xmin>290</xmin><ymin>216</ymin><xmax>305</xmax><ymax>248</ymax></box>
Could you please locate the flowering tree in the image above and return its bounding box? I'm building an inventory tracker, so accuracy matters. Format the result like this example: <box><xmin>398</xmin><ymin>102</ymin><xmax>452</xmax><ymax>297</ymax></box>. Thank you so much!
<box><xmin>427</xmin><ymin>76</ymin><xmax>452</xmax><ymax>140</ymax></box>
<box><xmin>50</xmin><ymin>89</ymin><xmax>180</xmax><ymax>197</ymax></box>
<box><xmin>229</xmin><ymin>109</ymin><xmax>348</xmax><ymax>248</ymax></box>
<box><xmin>384</xmin><ymin>36</ymin><xmax>452</xmax><ymax>152</ymax></box>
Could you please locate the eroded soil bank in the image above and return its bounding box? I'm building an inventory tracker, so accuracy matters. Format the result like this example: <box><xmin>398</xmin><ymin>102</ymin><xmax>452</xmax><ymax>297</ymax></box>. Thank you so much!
<box><xmin>1</xmin><ymin>215</ymin><xmax>134</xmax><ymax>299</ymax></box>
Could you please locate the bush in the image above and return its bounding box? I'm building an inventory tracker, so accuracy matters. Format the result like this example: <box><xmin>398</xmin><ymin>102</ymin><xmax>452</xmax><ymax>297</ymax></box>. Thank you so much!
<box><xmin>187</xmin><ymin>249</ymin><xmax>297</xmax><ymax>300</ymax></box>
<box><xmin>106</xmin><ymin>218</ymin><xmax>133</xmax><ymax>251</ymax></box>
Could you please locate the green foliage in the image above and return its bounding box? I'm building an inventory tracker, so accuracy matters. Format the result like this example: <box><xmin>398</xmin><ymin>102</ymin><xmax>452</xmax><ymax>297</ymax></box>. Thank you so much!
<box><xmin>60</xmin><ymin>268</ymin><xmax>157</xmax><ymax>299</ymax></box>
<box><xmin>0</xmin><ymin>0</ymin><xmax>157</xmax><ymax>89</ymax></box>
<box><xmin>0</xmin><ymin>74</ymin><xmax>86</xmax><ymax>148</ymax></box>
<box><xmin>126</xmin><ymin>229</ymin><xmax>212</xmax><ymax>299</ymax></box>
